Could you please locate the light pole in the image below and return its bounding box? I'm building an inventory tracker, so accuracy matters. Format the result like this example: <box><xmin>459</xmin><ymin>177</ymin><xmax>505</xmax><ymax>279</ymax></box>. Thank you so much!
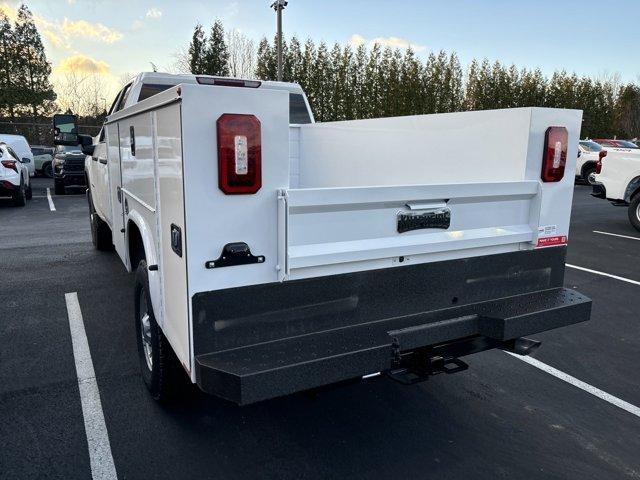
<box><xmin>271</xmin><ymin>0</ymin><xmax>288</xmax><ymax>81</ymax></box>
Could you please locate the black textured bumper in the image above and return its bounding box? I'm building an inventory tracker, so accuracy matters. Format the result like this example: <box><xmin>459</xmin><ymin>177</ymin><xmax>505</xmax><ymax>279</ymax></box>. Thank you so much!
<box><xmin>55</xmin><ymin>172</ymin><xmax>86</xmax><ymax>187</ymax></box>
<box><xmin>193</xmin><ymin>248</ymin><xmax>591</xmax><ymax>404</ymax></box>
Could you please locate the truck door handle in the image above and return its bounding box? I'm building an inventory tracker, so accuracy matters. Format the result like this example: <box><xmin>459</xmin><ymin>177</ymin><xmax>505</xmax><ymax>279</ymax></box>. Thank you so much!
<box><xmin>117</xmin><ymin>186</ymin><xmax>122</xmax><ymax>203</ymax></box>
<box><xmin>98</xmin><ymin>157</ymin><xmax>107</xmax><ymax>164</ymax></box>
<box><xmin>170</xmin><ymin>224</ymin><xmax>182</xmax><ymax>257</ymax></box>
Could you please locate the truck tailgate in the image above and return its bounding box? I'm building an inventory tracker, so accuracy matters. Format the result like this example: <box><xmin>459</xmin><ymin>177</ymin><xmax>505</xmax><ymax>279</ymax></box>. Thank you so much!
<box><xmin>278</xmin><ymin>181</ymin><xmax>541</xmax><ymax>280</ymax></box>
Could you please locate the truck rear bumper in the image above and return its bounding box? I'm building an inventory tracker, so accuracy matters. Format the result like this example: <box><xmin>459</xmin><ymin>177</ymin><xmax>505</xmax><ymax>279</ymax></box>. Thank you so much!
<box><xmin>192</xmin><ymin>248</ymin><xmax>591</xmax><ymax>404</ymax></box>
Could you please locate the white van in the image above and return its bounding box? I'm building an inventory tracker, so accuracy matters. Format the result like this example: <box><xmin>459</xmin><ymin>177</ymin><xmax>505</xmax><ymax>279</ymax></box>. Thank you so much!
<box><xmin>0</xmin><ymin>134</ymin><xmax>35</xmax><ymax>177</ymax></box>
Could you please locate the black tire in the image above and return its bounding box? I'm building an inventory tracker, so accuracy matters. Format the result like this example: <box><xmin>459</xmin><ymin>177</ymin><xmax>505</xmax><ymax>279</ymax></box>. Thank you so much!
<box><xmin>54</xmin><ymin>181</ymin><xmax>65</xmax><ymax>195</ymax></box>
<box><xmin>25</xmin><ymin>183</ymin><xmax>32</xmax><ymax>200</ymax></box>
<box><xmin>135</xmin><ymin>260</ymin><xmax>188</xmax><ymax>402</ymax></box>
<box><xmin>12</xmin><ymin>179</ymin><xmax>26</xmax><ymax>207</ymax></box>
<box><xmin>43</xmin><ymin>163</ymin><xmax>53</xmax><ymax>178</ymax></box>
<box><xmin>582</xmin><ymin>165</ymin><xmax>596</xmax><ymax>185</ymax></box>
<box><xmin>88</xmin><ymin>191</ymin><xmax>113</xmax><ymax>251</ymax></box>
<box><xmin>628</xmin><ymin>194</ymin><xmax>640</xmax><ymax>232</ymax></box>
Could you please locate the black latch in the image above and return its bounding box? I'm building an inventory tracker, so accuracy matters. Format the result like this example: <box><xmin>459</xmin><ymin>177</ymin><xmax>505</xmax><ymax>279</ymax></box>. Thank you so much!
<box><xmin>171</xmin><ymin>224</ymin><xmax>182</xmax><ymax>257</ymax></box>
<box><xmin>130</xmin><ymin>125</ymin><xmax>136</xmax><ymax>156</ymax></box>
<box><xmin>205</xmin><ymin>242</ymin><xmax>265</xmax><ymax>269</ymax></box>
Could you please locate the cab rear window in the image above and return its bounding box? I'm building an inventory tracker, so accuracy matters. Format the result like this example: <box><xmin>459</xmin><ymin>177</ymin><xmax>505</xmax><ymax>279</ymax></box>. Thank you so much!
<box><xmin>138</xmin><ymin>84</ymin><xmax>175</xmax><ymax>102</ymax></box>
<box><xmin>289</xmin><ymin>93</ymin><xmax>312</xmax><ymax>124</ymax></box>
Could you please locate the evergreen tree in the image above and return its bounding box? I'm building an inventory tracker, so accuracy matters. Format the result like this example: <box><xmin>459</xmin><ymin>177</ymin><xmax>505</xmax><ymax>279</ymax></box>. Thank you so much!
<box><xmin>0</xmin><ymin>11</ymin><xmax>17</xmax><ymax>118</ymax></box>
<box><xmin>188</xmin><ymin>24</ymin><xmax>207</xmax><ymax>74</ymax></box>
<box><xmin>13</xmin><ymin>5</ymin><xmax>55</xmax><ymax>117</ymax></box>
<box><xmin>614</xmin><ymin>84</ymin><xmax>640</xmax><ymax>139</ymax></box>
<box><xmin>300</xmin><ymin>39</ymin><xmax>316</xmax><ymax>108</ymax></box>
<box><xmin>255</xmin><ymin>37</ymin><xmax>276</xmax><ymax>80</ymax></box>
<box><xmin>203</xmin><ymin>20</ymin><xmax>229</xmax><ymax>76</ymax></box>
<box><xmin>351</xmin><ymin>44</ymin><xmax>368</xmax><ymax>118</ymax></box>
<box><xmin>362</xmin><ymin>43</ymin><xmax>381</xmax><ymax>118</ymax></box>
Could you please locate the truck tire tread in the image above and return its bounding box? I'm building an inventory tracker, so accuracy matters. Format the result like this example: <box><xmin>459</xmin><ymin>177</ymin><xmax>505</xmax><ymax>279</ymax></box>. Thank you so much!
<box><xmin>135</xmin><ymin>260</ymin><xmax>189</xmax><ymax>402</ymax></box>
<box><xmin>628</xmin><ymin>194</ymin><xmax>640</xmax><ymax>232</ymax></box>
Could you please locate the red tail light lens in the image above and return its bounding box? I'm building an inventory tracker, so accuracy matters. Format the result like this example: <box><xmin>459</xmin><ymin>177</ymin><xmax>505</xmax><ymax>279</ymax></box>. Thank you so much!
<box><xmin>217</xmin><ymin>114</ymin><xmax>262</xmax><ymax>194</ymax></box>
<box><xmin>595</xmin><ymin>150</ymin><xmax>607</xmax><ymax>174</ymax></box>
<box><xmin>1</xmin><ymin>160</ymin><xmax>18</xmax><ymax>172</ymax></box>
<box><xmin>541</xmin><ymin>127</ymin><xmax>568</xmax><ymax>182</ymax></box>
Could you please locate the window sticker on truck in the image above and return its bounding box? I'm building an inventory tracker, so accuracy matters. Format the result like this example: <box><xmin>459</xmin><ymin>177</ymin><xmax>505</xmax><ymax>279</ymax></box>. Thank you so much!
<box><xmin>538</xmin><ymin>224</ymin><xmax>558</xmax><ymax>236</ymax></box>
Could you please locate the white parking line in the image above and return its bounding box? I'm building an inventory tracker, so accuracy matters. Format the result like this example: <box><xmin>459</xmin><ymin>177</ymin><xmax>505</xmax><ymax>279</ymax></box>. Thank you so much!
<box><xmin>566</xmin><ymin>264</ymin><xmax>640</xmax><ymax>286</ymax></box>
<box><xmin>46</xmin><ymin>188</ymin><xmax>56</xmax><ymax>211</ymax></box>
<box><xmin>593</xmin><ymin>230</ymin><xmax>640</xmax><ymax>241</ymax></box>
<box><xmin>65</xmin><ymin>292</ymin><xmax>118</xmax><ymax>480</ymax></box>
<box><xmin>506</xmin><ymin>352</ymin><xmax>640</xmax><ymax>419</ymax></box>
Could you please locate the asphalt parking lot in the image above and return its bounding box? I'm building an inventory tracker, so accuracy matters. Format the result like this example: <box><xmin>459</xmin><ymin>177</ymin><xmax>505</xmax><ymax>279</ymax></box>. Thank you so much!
<box><xmin>1</xmin><ymin>178</ymin><xmax>639</xmax><ymax>480</ymax></box>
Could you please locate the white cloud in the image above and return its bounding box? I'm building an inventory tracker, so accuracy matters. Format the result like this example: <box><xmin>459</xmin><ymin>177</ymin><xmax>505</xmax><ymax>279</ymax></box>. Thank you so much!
<box><xmin>55</xmin><ymin>54</ymin><xmax>110</xmax><ymax>75</ymax></box>
<box><xmin>146</xmin><ymin>7</ymin><xmax>162</xmax><ymax>19</ymax></box>
<box><xmin>0</xmin><ymin>4</ymin><xmax>123</xmax><ymax>48</ymax></box>
<box><xmin>348</xmin><ymin>33</ymin><xmax>426</xmax><ymax>52</ymax></box>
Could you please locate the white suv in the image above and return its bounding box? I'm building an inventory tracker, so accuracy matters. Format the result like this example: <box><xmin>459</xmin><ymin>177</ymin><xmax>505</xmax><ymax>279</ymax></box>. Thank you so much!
<box><xmin>0</xmin><ymin>142</ymin><xmax>32</xmax><ymax>206</ymax></box>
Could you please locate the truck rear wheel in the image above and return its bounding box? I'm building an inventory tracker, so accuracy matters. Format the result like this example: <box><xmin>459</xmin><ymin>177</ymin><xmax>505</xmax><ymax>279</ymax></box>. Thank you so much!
<box><xmin>628</xmin><ymin>194</ymin><xmax>640</xmax><ymax>232</ymax></box>
<box><xmin>135</xmin><ymin>260</ymin><xmax>188</xmax><ymax>402</ymax></box>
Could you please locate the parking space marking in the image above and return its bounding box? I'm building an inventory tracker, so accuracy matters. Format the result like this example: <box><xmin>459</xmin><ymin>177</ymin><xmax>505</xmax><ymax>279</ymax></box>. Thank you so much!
<box><xmin>593</xmin><ymin>230</ymin><xmax>640</xmax><ymax>241</ymax></box>
<box><xmin>566</xmin><ymin>263</ymin><xmax>640</xmax><ymax>286</ymax></box>
<box><xmin>46</xmin><ymin>188</ymin><xmax>56</xmax><ymax>211</ymax></box>
<box><xmin>507</xmin><ymin>353</ymin><xmax>640</xmax><ymax>419</ymax></box>
<box><xmin>65</xmin><ymin>292</ymin><xmax>118</xmax><ymax>480</ymax></box>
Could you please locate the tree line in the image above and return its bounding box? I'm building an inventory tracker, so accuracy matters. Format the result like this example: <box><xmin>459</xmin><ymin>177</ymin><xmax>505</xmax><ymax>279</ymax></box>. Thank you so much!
<box><xmin>189</xmin><ymin>23</ymin><xmax>640</xmax><ymax>139</ymax></box>
<box><xmin>0</xmin><ymin>5</ymin><xmax>55</xmax><ymax>120</ymax></box>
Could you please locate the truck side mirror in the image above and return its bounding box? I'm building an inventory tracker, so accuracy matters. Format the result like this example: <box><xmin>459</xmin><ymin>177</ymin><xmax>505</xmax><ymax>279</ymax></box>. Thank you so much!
<box><xmin>78</xmin><ymin>134</ymin><xmax>95</xmax><ymax>156</ymax></box>
<box><xmin>53</xmin><ymin>113</ymin><xmax>79</xmax><ymax>146</ymax></box>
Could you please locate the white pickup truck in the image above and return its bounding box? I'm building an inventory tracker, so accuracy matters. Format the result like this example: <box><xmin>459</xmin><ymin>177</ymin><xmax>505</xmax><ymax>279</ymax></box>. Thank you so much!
<box><xmin>54</xmin><ymin>72</ymin><xmax>591</xmax><ymax>405</ymax></box>
<box><xmin>591</xmin><ymin>144</ymin><xmax>640</xmax><ymax>231</ymax></box>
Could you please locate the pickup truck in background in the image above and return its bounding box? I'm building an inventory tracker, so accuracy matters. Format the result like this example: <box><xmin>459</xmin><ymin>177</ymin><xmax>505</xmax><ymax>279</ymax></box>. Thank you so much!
<box><xmin>54</xmin><ymin>72</ymin><xmax>591</xmax><ymax>405</ymax></box>
<box><xmin>591</xmin><ymin>142</ymin><xmax>640</xmax><ymax>231</ymax></box>
<box><xmin>576</xmin><ymin>139</ymin><xmax>606</xmax><ymax>185</ymax></box>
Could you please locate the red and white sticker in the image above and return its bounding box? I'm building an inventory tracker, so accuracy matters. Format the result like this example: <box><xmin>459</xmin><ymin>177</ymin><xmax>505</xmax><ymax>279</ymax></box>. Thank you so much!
<box><xmin>537</xmin><ymin>235</ymin><xmax>567</xmax><ymax>247</ymax></box>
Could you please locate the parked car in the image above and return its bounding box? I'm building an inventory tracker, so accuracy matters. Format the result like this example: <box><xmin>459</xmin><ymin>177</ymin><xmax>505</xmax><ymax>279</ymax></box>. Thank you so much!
<box><xmin>52</xmin><ymin>144</ymin><xmax>87</xmax><ymax>195</ymax></box>
<box><xmin>31</xmin><ymin>145</ymin><xmax>54</xmax><ymax>177</ymax></box>
<box><xmin>592</xmin><ymin>139</ymin><xmax>639</xmax><ymax>150</ymax></box>
<box><xmin>0</xmin><ymin>142</ymin><xmax>32</xmax><ymax>206</ymax></box>
<box><xmin>591</xmin><ymin>142</ymin><xmax>640</xmax><ymax>231</ymax></box>
<box><xmin>577</xmin><ymin>140</ymin><xmax>605</xmax><ymax>185</ymax></box>
<box><xmin>0</xmin><ymin>134</ymin><xmax>35</xmax><ymax>177</ymax></box>
<box><xmin>55</xmin><ymin>72</ymin><xmax>591</xmax><ymax>406</ymax></box>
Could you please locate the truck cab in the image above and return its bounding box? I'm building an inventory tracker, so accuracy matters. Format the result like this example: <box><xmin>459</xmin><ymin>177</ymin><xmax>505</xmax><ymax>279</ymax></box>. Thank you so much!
<box><xmin>87</xmin><ymin>73</ymin><xmax>314</xmax><ymax>225</ymax></box>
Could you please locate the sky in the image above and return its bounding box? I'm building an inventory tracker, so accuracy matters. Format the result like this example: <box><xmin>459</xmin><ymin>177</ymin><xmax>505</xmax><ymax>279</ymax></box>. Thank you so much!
<box><xmin>1</xmin><ymin>0</ymin><xmax>639</xmax><ymax>102</ymax></box>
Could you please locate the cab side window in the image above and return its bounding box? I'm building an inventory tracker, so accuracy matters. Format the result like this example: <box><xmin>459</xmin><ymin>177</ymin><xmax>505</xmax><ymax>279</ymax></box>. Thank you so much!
<box><xmin>115</xmin><ymin>83</ymin><xmax>133</xmax><ymax>112</ymax></box>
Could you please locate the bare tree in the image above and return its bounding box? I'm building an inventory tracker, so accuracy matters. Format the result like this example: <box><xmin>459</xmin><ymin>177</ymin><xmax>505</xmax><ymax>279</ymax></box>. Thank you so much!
<box><xmin>226</xmin><ymin>29</ymin><xmax>256</xmax><ymax>78</ymax></box>
<box><xmin>54</xmin><ymin>71</ymin><xmax>109</xmax><ymax>116</ymax></box>
<box><xmin>169</xmin><ymin>47</ymin><xmax>191</xmax><ymax>74</ymax></box>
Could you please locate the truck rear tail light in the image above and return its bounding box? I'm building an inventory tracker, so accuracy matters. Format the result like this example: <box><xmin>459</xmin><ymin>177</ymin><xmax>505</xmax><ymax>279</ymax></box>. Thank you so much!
<box><xmin>595</xmin><ymin>150</ymin><xmax>607</xmax><ymax>174</ymax></box>
<box><xmin>197</xmin><ymin>77</ymin><xmax>261</xmax><ymax>88</ymax></box>
<box><xmin>217</xmin><ymin>114</ymin><xmax>262</xmax><ymax>194</ymax></box>
<box><xmin>541</xmin><ymin>127</ymin><xmax>568</xmax><ymax>182</ymax></box>
<box><xmin>1</xmin><ymin>160</ymin><xmax>18</xmax><ymax>172</ymax></box>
